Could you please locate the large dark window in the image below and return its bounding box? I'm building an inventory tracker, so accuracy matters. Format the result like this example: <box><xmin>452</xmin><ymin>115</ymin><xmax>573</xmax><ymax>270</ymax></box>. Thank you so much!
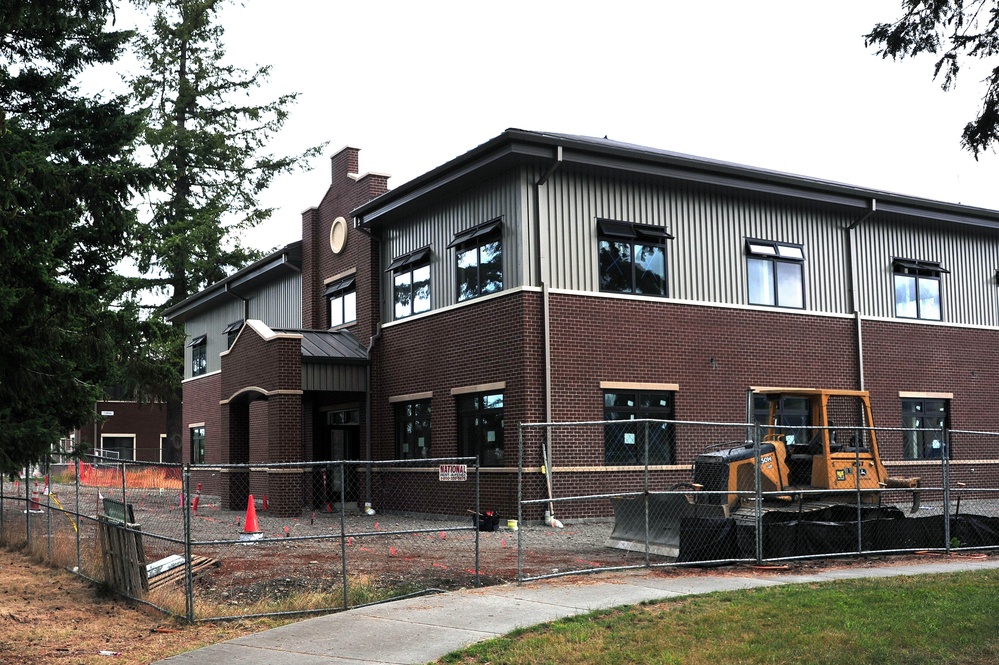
<box><xmin>598</xmin><ymin>219</ymin><xmax>671</xmax><ymax>295</ymax></box>
<box><xmin>449</xmin><ymin>219</ymin><xmax>502</xmax><ymax>302</ymax></box>
<box><xmin>746</xmin><ymin>239</ymin><xmax>805</xmax><ymax>308</ymax></box>
<box><xmin>388</xmin><ymin>247</ymin><xmax>431</xmax><ymax>319</ymax></box>
<box><xmin>188</xmin><ymin>334</ymin><xmax>207</xmax><ymax>376</ymax></box>
<box><xmin>325</xmin><ymin>276</ymin><xmax>356</xmax><ymax>327</ymax></box>
<box><xmin>100</xmin><ymin>435</ymin><xmax>135</xmax><ymax>461</ymax></box>
<box><xmin>902</xmin><ymin>398</ymin><xmax>949</xmax><ymax>459</ymax></box>
<box><xmin>894</xmin><ymin>259</ymin><xmax>946</xmax><ymax>320</ymax></box>
<box><xmin>457</xmin><ymin>392</ymin><xmax>504</xmax><ymax>466</ymax></box>
<box><xmin>190</xmin><ymin>426</ymin><xmax>205</xmax><ymax>464</ymax></box>
<box><xmin>395</xmin><ymin>399</ymin><xmax>431</xmax><ymax>459</ymax></box>
<box><xmin>604</xmin><ymin>391</ymin><xmax>675</xmax><ymax>465</ymax></box>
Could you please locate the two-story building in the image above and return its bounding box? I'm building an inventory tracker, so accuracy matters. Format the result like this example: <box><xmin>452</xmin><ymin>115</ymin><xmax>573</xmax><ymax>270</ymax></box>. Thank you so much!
<box><xmin>165</xmin><ymin>129</ymin><xmax>999</xmax><ymax>517</ymax></box>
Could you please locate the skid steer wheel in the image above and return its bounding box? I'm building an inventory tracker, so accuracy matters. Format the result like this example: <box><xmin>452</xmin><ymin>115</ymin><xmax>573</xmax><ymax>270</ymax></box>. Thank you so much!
<box><xmin>669</xmin><ymin>482</ymin><xmax>700</xmax><ymax>505</ymax></box>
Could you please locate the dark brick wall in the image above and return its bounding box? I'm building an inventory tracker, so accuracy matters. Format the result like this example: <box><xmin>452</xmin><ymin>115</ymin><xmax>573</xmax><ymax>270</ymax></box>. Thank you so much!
<box><xmin>81</xmin><ymin>401</ymin><xmax>168</xmax><ymax>463</ymax></box>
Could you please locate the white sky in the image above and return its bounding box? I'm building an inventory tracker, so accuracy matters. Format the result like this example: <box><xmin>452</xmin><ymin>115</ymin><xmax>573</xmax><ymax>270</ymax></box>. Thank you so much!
<box><xmin>107</xmin><ymin>0</ymin><xmax>999</xmax><ymax>253</ymax></box>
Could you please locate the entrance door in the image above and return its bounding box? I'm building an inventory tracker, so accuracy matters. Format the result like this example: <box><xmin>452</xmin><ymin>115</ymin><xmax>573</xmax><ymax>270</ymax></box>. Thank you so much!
<box><xmin>313</xmin><ymin>408</ymin><xmax>360</xmax><ymax>507</ymax></box>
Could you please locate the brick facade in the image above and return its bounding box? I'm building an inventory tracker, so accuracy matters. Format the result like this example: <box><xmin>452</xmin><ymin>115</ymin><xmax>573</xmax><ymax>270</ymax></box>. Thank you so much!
<box><xmin>77</xmin><ymin>401</ymin><xmax>168</xmax><ymax>463</ymax></box>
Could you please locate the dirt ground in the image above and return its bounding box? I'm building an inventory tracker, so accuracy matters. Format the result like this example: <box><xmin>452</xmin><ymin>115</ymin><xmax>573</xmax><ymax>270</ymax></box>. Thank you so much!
<box><xmin>0</xmin><ymin>545</ymin><xmax>282</xmax><ymax>665</ymax></box>
<box><xmin>3</xmin><ymin>542</ymin><xmax>996</xmax><ymax>665</ymax></box>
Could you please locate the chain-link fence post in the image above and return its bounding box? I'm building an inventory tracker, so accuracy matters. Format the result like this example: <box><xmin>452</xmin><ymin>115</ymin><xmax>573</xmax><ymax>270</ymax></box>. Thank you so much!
<box><xmin>24</xmin><ymin>465</ymin><xmax>31</xmax><ymax>551</ymax></box>
<box><xmin>339</xmin><ymin>461</ymin><xmax>348</xmax><ymax>610</ymax></box>
<box><xmin>183</xmin><ymin>465</ymin><xmax>194</xmax><ymax>622</ymax></box>
<box><xmin>45</xmin><ymin>457</ymin><xmax>52</xmax><ymax>562</ymax></box>
<box><xmin>0</xmin><ymin>468</ymin><xmax>5</xmax><ymax>544</ymax></box>
<box><xmin>75</xmin><ymin>454</ymin><xmax>81</xmax><ymax>570</ymax></box>
<box><xmin>643</xmin><ymin>420</ymin><xmax>651</xmax><ymax>568</ymax></box>
<box><xmin>753</xmin><ymin>424</ymin><xmax>763</xmax><ymax>563</ymax></box>
<box><xmin>854</xmin><ymin>439</ymin><xmax>863</xmax><ymax>554</ymax></box>
<box><xmin>942</xmin><ymin>427</ymin><xmax>952</xmax><ymax>553</ymax></box>
<box><xmin>517</xmin><ymin>424</ymin><xmax>524</xmax><ymax>584</ymax></box>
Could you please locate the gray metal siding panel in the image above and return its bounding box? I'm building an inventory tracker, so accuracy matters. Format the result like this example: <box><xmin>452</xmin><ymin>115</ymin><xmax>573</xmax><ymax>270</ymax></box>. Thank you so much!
<box><xmin>183</xmin><ymin>301</ymin><xmax>243</xmax><ymax>377</ymax></box>
<box><xmin>246</xmin><ymin>273</ymin><xmax>302</xmax><ymax>328</ymax></box>
<box><xmin>854</xmin><ymin>217</ymin><xmax>999</xmax><ymax>325</ymax></box>
<box><xmin>541</xmin><ymin>170</ymin><xmax>853</xmax><ymax>312</ymax></box>
<box><xmin>380</xmin><ymin>172</ymin><xmax>524</xmax><ymax>320</ymax></box>
<box><xmin>302</xmin><ymin>363</ymin><xmax>366</xmax><ymax>392</ymax></box>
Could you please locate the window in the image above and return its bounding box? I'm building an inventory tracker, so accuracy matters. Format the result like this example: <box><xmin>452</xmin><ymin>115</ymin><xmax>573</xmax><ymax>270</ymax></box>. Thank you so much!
<box><xmin>223</xmin><ymin>320</ymin><xmax>243</xmax><ymax>349</ymax></box>
<box><xmin>902</xmin><ymin>398</ymin><xmax>949</xmax><ymax>459</ymax></box>
<box><xmin>100</xmin><ymin>435</ymin><xmax>135</xmax><ymax>461</ymax></box>
<box><xmin>388</xmin><ymin>247</ymin><xmax>431</xmax><ymax>319</ymax></box>
<box><xmin>894</xmin><ymin>259</ymin><xmax>947</xmax><ymax>320</ymax></box>
<box><xmin>395</xmin><ymin>400</ymin><xmax>431</xmax><ymax>459</ymax></box>
<box><xmin>325</xmin><ymin>276</ymin><xmax>356</xmax><ymax>327</ymax></box>
<box><xmin>449</xmin><ymin>219</ymin><xmax>502</xmax><ymax>301</ymax></box>
<box><xmin>190</xmin><ymin>426</ymin><xmax>205</xmax><ymax>464</ymax></box>
<box><xmin>597</xmin><ymin>219</ymin><xmax>672</xmax><ymax>295</ymax></box>
<box><xmin>746</xmin><ymin>239</ymin><xmax>805</xmax><ymax>308</ymax></box>
<box><xmin>188</xmin><ymin>334</ymin><xmax>207</xmax><ymax>376</ymax></box>
<box><xmin>457</xmin><ymin>392</ymin><xmax>504</xmax><ymax>466</ymax></box>
<box><xmin>604</xmin><ymin>391</ymin><xmax>675</xmax><ymax>465</ymax></box>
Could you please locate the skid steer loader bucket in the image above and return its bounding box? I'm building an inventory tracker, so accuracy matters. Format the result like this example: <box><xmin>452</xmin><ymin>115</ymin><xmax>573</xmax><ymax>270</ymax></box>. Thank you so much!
<box><xmin>605</xmin><ymin>492</ymin><xmax>730</xmax><ymax>558</ymax></box>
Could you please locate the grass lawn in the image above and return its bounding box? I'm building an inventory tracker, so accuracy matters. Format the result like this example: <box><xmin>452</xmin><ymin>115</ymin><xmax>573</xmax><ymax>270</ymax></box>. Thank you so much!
<box><xmin>438</xmin><ymin>570</ymin><xmax>998</xmax><ymax>664</ymax></box>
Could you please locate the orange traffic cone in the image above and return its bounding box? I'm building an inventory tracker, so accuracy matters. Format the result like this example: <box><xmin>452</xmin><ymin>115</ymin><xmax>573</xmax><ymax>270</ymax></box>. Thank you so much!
<box><xmin>27</xmin><ymin>483</ymin><xmax>44</xmax><ymax>514</ymax></box>
<box><xmin>240</xmin><ymin>494</ymin><xmax>262</xmax><ymax>541</ymax></box>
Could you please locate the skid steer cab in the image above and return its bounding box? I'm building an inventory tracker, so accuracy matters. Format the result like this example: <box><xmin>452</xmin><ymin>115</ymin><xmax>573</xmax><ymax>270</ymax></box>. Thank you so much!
<box><xmin>692</xmin><ymin>388</ymin><xmax>920</xmax><ymax>511</ymax></box>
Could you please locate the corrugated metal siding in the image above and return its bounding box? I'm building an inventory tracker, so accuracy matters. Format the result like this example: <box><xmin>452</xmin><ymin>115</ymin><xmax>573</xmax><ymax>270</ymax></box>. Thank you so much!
<box><xmin>183</xmin><ymin>301</ymin><xmax>243</xmax><ymax>376</ymax></box>
<box><xmin>246</xmin><ymin>273</ymin><xmax>301</xmax><ymax>328</ymax></box>
<box><xmin>380</xmin><ymin>172</ymin><xmax>526</xmax><ymax>320</ymax></box>
<box><xmin>302</xmin><ymin>363</ymin><xmax>367</xmax><ymax>392</ymax></box>
<box><xmin>181</xmin><ymin>272</ymin><xmax>302</xmax><ymax>378</ymax></box>
<box><xmin>854</xmin><ymin>216</ymin><xmax>999</xmax><ymax>325</ymax></box>
<box><xmin>540</xmin><ymin>169</ymin><xmax>853</xmax><ymax>313</ymax></box>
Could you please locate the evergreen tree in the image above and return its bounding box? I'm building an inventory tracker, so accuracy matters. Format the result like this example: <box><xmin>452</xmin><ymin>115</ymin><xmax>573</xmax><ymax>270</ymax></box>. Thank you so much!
<box><xmin>124</xmin><ymin>0</ymin><xmax>322</xmax><ymax>461</ymax></box>
<box><xmin>0</xmin><ymin>1</ymin><xmax>147</xmax><ymax>474</ymax></box>
<box><xmin>867</xmin><ymin>1</ymin><xmax>999</xmax><ymax>156</ymax></box>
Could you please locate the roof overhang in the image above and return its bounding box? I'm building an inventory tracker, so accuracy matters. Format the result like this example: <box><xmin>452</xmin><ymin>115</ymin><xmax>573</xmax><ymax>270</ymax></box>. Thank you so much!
<box><xmin>352</xmin><ymin>129</ymin><xmax>999</xmax><ymax>232</ymax></box>
<box><xmin>163</xmin><ymin>242</ymin><xmax>303</xmax><ymax>323</ymax></box>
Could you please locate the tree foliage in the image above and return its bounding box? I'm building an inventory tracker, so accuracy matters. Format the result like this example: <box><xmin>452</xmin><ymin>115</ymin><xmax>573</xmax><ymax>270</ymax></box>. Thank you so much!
<box><xmin>0</xmin><ymin>1</ymin><xmax>147</xmax><ymax>474</ymax></box>
<box><xmin>867</xmin><ymin>0</ymin><xmax>999</xmax><ymax>156</ymax></box>
<box><xmin>121</xmin><ymin>0</ymin><xmax>322</xmax><ymax>461</ymax></box>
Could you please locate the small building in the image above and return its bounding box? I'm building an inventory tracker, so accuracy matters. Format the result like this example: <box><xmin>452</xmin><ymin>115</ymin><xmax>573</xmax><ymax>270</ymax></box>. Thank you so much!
<box><xmin>165</xmin><ymin>129</ymin><xmax>999</xmax><ymax>517</ymax></box>
<box><xmin>69</xmin><ymin>398</ymin><xmax>169</xmax><ymax>463</ymax></box>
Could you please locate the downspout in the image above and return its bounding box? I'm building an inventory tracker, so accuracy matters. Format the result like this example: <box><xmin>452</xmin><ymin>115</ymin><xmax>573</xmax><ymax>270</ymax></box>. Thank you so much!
<box><xmin>224</xmin><ymin>283</ymin><xmax>249</xmax><ymax>321</ymax></box>
<box><xmin>847</xmin><ymin>198</ymin><xmax>876</xmax><ymax>390</ymax></box>
<box><xmin>363</xmin><ymin>227</ymin><xmax>382</xmax><ymax>514</ymax></box>
<box><xmin>535</xmin><ymin>146</ymin><xmax>563</xmax><ymax>425</ymax></box>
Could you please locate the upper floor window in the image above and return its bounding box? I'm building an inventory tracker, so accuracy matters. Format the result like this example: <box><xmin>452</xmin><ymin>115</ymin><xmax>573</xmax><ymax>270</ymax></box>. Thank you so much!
<box><xmin>325</xmin><ymin>276</ymin><xmax>356</xmax><ymax>327</ymax></box>
<box><xmin>388</xmin><ymin>247</ymin><xmax>432</xmax><ymax>319</ymax></box>
<box><xmin>457</xmin><ymin>391</ymin><xmax>504</xmax><ymax>466</ymax></box>
<box><xmin>449</xmin><ymin>219</ymin><xmax>502</xmax><ymax>302</ymax></box>
<box><xmin>223</xmin><ymin>319</ymin><xmax>243</xmax><ymax>349</ymax></box>
<box><xmin>604</xmin><ymin>390</ymin><xmax>675</xmax><ymax>465</ymax></box>
<box><xmin>395</xmin><ymin>399</ymin><xmax>431</xmax><ymax>459</ymax></box>
<box><xmin>188</xmin><ymin>334</ymin><xmax>207</xmax><ymax>376</ymax></box>
<box><xmin>901</xmin><ymin>398</ymin><xmax>949</xmax><ymax>459</ymax></box>
<box><xmin>598</xmin><ymin>219</ymin><xmax>671</xmax><ymax>295</ymax></box>
<box><xmin>894</xmin><ymin>259</ymin><xmax>946</xmax><ymax>320</ymax></box>
<box><xmin>746</xmin><ymin>239</ymin><xmax>805</xmax><ymax>308</ymax></box>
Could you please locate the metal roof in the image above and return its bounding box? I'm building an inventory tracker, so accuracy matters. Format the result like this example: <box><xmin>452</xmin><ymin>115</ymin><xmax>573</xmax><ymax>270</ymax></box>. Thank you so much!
<box><xmin>271</xmin><ymin>328</ymin><xmax>368</xmax><ymax>364</ymax></box>
<box><xmin>353</xmin><ymin>129</ymin><xmax>999</xmax><ymax>231</ymax></box>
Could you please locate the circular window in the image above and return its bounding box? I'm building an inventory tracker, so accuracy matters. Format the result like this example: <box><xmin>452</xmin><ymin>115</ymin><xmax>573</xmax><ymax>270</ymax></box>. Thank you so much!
<box><xmin>330</xmin><ymin>217</ymin><xmax>348</xmax><ymax>254</ymax></box>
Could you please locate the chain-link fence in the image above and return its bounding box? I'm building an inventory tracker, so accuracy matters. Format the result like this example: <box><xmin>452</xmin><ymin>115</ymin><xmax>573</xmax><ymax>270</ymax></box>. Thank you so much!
<box><xmin>0</xmin><ymin>455</ymin><xmax>481</xmax><ymax>622</ymax></box>
<box><xmin>517</xmin><ymin>420</ymin><xmax>999</xmax><ymax>582</ymax></box>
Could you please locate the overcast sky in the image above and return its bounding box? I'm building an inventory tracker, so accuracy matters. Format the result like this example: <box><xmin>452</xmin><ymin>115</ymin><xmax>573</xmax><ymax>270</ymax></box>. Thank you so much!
<box><xmin>109</xmin><ymin>1</ymin><xmax>999</xmax><ymax>253</ymax></box>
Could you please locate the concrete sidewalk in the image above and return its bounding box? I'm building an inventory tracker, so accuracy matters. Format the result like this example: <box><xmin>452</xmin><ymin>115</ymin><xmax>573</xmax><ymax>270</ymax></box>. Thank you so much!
<box><xmin>155</xmin><ymin>557</ymin><xmax>999</xmax><ymax>665</ymax></box>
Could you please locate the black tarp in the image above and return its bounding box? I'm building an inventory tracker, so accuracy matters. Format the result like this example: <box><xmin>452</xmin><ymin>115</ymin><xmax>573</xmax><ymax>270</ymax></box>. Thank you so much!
<box><xmin>676</xmin><ymin>508</ymin><xmax>999</xmax><ymax>563</ymax></box>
